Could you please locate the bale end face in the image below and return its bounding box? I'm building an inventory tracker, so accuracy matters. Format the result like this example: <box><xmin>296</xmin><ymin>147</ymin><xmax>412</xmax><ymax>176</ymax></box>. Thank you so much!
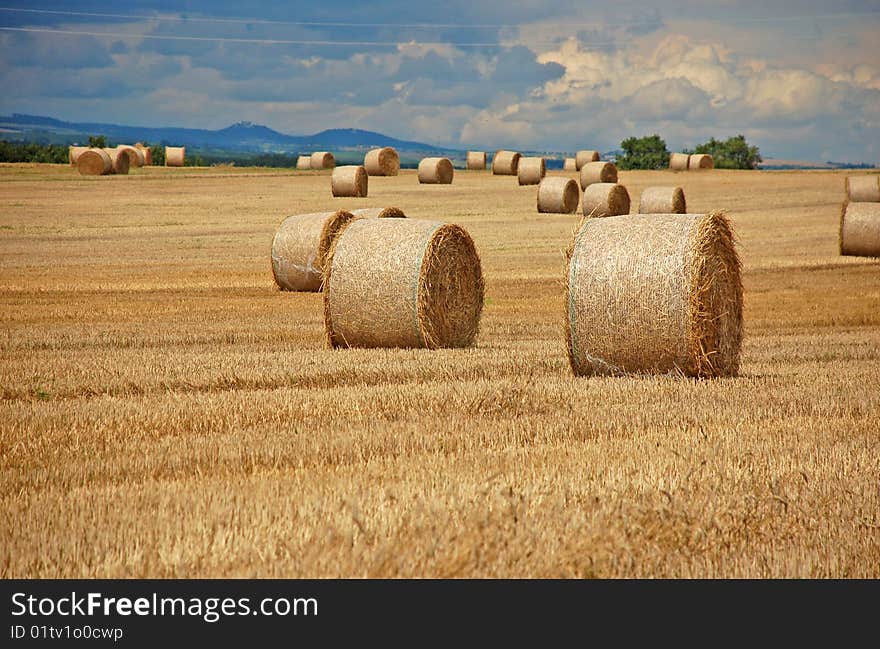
<box><xmin>331</xmin><ymin>165</ymin><xmax>369</xmax><ymax>197</ymax></box>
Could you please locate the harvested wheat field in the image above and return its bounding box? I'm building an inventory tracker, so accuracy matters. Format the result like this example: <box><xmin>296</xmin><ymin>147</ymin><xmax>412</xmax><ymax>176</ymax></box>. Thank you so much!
<box><xmin>1</xmin><ymin>164</ymin><xmax>878</xmax><ymax>578</ymax></box>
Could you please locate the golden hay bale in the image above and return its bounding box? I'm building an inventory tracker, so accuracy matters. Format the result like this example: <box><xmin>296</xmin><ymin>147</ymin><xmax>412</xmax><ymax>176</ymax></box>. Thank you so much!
<box><xmin>579</xmin><ymin>161</ymin><xmax>617</xmax><ymax>189</ymax></box>
<box><xmin>271</xmin><ymin>210</ymin><xmax>355</xmax><ymax>292</ymax></box>
<box><xmin>563</xmin><ymin>157</ymin><xmax>577</xmax><ymax>171</ymax></box>
<box><xmin>418</xmin><ymin>157</ymin><xmax>454</xmax><ymax>184</ymax></box>
<box><xmin>68</xmin><ymin>146</ymin><xmax>89</xmax><ymax>166</ymax></box>
<box><xmin>324</xmin><ymin>218</ymin><xmax>484</xmax><ymax>349</ymax></box>
<box><xmin>582</xmin><ymin>183</ymin><xmax>630</xmax><ymax>217</ymax></box>
<box><xmin>639</xmin><ymin>186</ymin><xmax>686</xmax><ymax>214</ymax></box>
<box><xmin>351</xmin><ymin>207</ymin><xmax>406</xmax><ymax>219</ymax></box>
<box><xmin>840</xmin><ymin>201</ymin><xmax>880</xmax><ymax>257</ymax></box>
<box><xmin>135</xmin><ymin>143</ymin><xmax>152</xmax><ymax>166</ymax></box>
<box><xmin>165</xmin><ymin>146</ymin><xmax>185</xmax><ymax>167</ymax></box>
<box><xmin>296</xmin><ymin>155</ymin><xmax>312</xmax><ymax>170</ymax></box>
<box><xmin>517</xmin><ymin>157</ymin><xmax>546</xmax><ymax>185</ymax></box>
<box><xmin>310</xmin><ymin>151</ymin><xmax>335</xmax><ymax>170</ymax></box>
<box><xmin>102</xmin><ymin>148</ymin><xmax>130</xmax><ymax>175</ymax></box>
<box><xmin>117</xmin><ymin>145</ymin><xmax>145</xmax><ymax>168</ymax></box>
<box><xmin>492</xmin><ymin>150</ymin><xmax>520</xmax><ymax>175</ymax></box>
<box><xmin>76</xmin><ymin>149</ymin><xmax>112</xmax><ymax>176</ymax></box>
<box><xmin>466</xmin><ymin>151</ymin><xmax>487</xmax><ymax>170</ymax></box>
<box><xmin>688</xmin><ymin>153</ymin><xmax>714</xmax><ymax>170</ymax></box>
<box><xmin>364</xmin><ymin>147</ymin><xmax>400</xmax><ymax>176</ymax></box>
<box><xmin>845</xmin><ymin>175</ymin><xmax>880</xmax><ymax>202</ymax></box>
<box><xmin>331</xmin><ymin>165</ymin><xmax>368</xmax><ymax>197</ymax></box>
<box><xmin>575</xmin><ymin>150</ymin><xmax>600</xmax><ymax>170</ymax></box>
<box><xmin>537</xmin><ymin>177</ymin><xmax>580</xmax><ymax>214</ymax></box>
<box><xmin>669</xmin><ymin>153</ymin><xmax>689</xmax><ymax>171</ymax></box>
<box><xmin>566</xmin><ymin>211</ymin><xmax>743</xmax><ymax>377</ymax></box>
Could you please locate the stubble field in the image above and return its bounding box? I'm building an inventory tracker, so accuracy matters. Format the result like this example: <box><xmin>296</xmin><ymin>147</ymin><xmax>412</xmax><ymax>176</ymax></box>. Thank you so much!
<box><xmin>1</xmin><ymin>163</ymin><xmax>878</xmax><ymax>578</ymax></box>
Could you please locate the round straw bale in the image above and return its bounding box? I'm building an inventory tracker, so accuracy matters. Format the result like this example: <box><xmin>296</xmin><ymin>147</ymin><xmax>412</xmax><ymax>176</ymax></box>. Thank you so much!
<box><xmin>563</xmin><ymin>157</ymin><xmax>577</xmax><ymax>171</ymax></box>
<box><xmin>418</xmin><ymin>157</ymin><xmax>454</xmax><ymax>184</ymax></box>
<box><xmin>845</xmin><ymin>175</ymin><xmax>880</xmax><ymax>202</ymax></box>
<box><xmin>351</xmin><ymin>207</ymin><xmax>406</xmax><ymax>219</ymax></box>
<box><xmin>517</xmin><ymin>157</ymin><xmax>546</xmax><ymax>185</ymax></box>
<box><xmin>579</xmin><ymin>161</ymin><xmax>617</xmax><ymax>189</ymax></box>
<box><xmin>492</xmin><ymin>150</ymin><xmax>520</xmax><ymax>175</ymax></box>
<box><xmin>324</xmin><ymin>218</ymin><xmax>484</xmax><ymax>349</ymax></box>
<box><xmin>68</xmin><ymin>146</ymin><xmax>89</xmax><ymax>166</ymax></box>
<box><xmin>669</xmin><ymin>153</ymin><xmax>689</xmax><ymax>171</ymax></box>
<box><xmin>639</xmin><ymin>186</ymin><xmax>686</xmax><ymax>214</ymax></box>
<box><xmin>575</xmin><ymin>150</ymin><xmax>600</xmax><ymax>170</ymax></box>
<box><xmin>566</xmin><ymin>211</ymin><xmax>743</xmax><ymax>377</ymax></box>
<box><xmin>364</xmin><ymin>147</ymin><xmax>400</xmax><ymax>176</ymax></box>
<box><xmin>76</xmin><ymin>149</ymin><xmax>112</xmax><ymax>176</ymax></box>
<box><xmin>310</xmin><ymin>151</ymin><xmax>335</xmax><ymax>170</ymax></box>
<box><xmin>688</xmin><ymin>153</ymin><xmax>714</xmax><ymax>170</ymax></box>
<box><xmin>102</xmin><ymin>148</ymin><xmax>130</xmax><ymax>175</ymax></box>
<box><xmin>135</xmin><ymin>143</ymin><xmax>152</xmax><ymax>166</ymax></box>
<box><xmin>582</xmin><ymin>183</ymin><xmax>630</xmax><ymax>217</ymax></box>
<box><xmin>537</xmin><ymin>177</ymin><xmax>580</xmax><ymax>214</ymax></box>
<box><xmin>840</xmin><ymin>201</ymin><xmax>880</xmax><ymax>257</ymax></box>
<box><xmin>271</xmin><ymin>210</ymin><xmax>355</xmax><ymax>292</ymax></box>
<box><xmin>165</xmin><ymin>146</ymin><xmax>185</xmax><ymax>167</ymax></box>
<box><xmin>331</xmin><ymin>165</ymin><xmax>368</xmax><ymax>197</ymax></box>
<box><xmin>117</xmin><ymin>145</ymin><xmax>145</xmax><ymax>168</ymax></box>
<box><xmin>296</xmin><ymin>155</ymin><xmax>312</xmax><ymax>170</ymax></box>
<box><xmin>466</xmin><ymin>151</ymin><xmax>487</xmax><ymax>170</ymax></box>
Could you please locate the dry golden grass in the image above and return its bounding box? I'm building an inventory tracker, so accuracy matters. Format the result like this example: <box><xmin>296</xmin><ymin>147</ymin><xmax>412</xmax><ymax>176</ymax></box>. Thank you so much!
<box><xmin>1</xmin><ymin>163</ymin><xmax>878</xmax><ymax>578</ymax></box>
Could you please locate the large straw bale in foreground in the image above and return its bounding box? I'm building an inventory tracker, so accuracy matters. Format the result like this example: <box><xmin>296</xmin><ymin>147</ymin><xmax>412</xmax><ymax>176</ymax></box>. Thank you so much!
<box><xmin>582</xmin><ymin>183</ymin><xmax>630</xmax><ymax>217</ymax></box>
<box><xmin>466</xmin><ymin>151</ymin><xmax>487</xmax><ymax>170</ymax></box>
<box><xmin>364</xmin><ymin>147</ymin><xmax>400</xmax><ymax>176</ymax></box>
<box><xmin>669</xmin><ymin>153</ymin><xmax>689</xmax><ymax>171</ymax></box>
<box><xmin>517</xmin><ymin>157</ymin><xmax>546</xmax><ymax>185</ymax></box>
<box><xmin>840</xmin><ymin>202</ymin><xmax>880</xmax><ymax>257</ymax></box>
<box><xmin>579</xmin><ymin>161</ymin><xmax>617</xmax><ymax>189</ymax></box>
<box><xmin>492</xmin><ymin>150</ymin><xmax>520</xmax><ymax>175</ymax></box>
<box><xmin>418</xmin><ymin>157</ymin><xmax>453</xmax><ymax>184</ymax></box>
<box><xmin>296</xmin><ymin>155</ymin><xmax>312</xmax><ymax>170</ymax></box>
<box><xmin>331</xmin><ymin>165</ymin><xmax>368</xmax><ymax>197</ymax></box>
<box><xmin>537</xmin><ymin>177</ymin><xmax>579</xmax><ymax>214</ymax></box>
<box><xmin>68</xmin><ymin>146</ymin><xmax>89</xmax><ymax>166</ymax></box>
<box><xmin>165</xmin><ymin>146</ymin><xmax>185</xmax><ymax>167</ymax></box>
<box><xmin>76</xmin><ymin>149</ymin><xmax>112</xmax><ymax>176</ymax></box>
<box><xmin>324</xmin><ymin>218</ymin><xmax>484</xmax><ymax>349</ymax></box>
<box><xmin>310</xmin><ymin>151</ymin><xmax>335</xmax><ymax>170</ymax></box>
<box><xmin>563</xmin><ymin>157</ymin><xmax>577</xmax><ymax>171</ymax></box>
<box><xmin>270</xmin><ymin>210</ymin><xmax>355</xmax><ymax>291</ymax></box>
<box><xmin>846</xmin><ymin>175</ymin><xmax>880</xmax><ymax>202</ymax></box>
<box><xmin>566</xmin><ymin>212</ymin><xmax>743</xmax><ymax>377</ymax></box>
<box><xmin>688</xmin><ymin>154</ymin><xmax>714</xmax><ymax>170</ymax></box>
<box><xmin>639</xmin><ymin>186</ymin><xmax>686</xmax><ymax>214</ymax></box>
<box><xmin>351</xmin><ymin>207</ymin><xmax>406</xmax><ymax>219</ymax></box>
<box><xmin>102</xmin><ymin>148</ymin><xmax>130</xmax><ymax>175</ymax></box>
<box><xmin>575</xmin><ymin>150</ymin><xmax>600</xmax><ymax>170</ymax></box>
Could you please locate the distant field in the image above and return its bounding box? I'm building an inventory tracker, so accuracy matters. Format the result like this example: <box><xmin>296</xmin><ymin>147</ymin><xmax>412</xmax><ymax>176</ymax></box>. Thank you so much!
<box><xmin>1</xmin><ymin>163</ymin><xmax>878</xmax><ymax>578</ymax></box>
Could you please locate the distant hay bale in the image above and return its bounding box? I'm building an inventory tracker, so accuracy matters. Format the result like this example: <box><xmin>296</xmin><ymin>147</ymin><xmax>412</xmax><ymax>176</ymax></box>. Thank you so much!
<box><xmin>270</xmin><ymin>210</ymin><xmax>355</xmax><ymax>292</ymax></box>
<box><xmin>418</xmin><ymin>157</ymin><xmax>454</xmax><ymax>184</ymax></box>
<box><xmin>840</xmin><ymin>201</ymin><xmax>880</xmax><ymax>257</ymax></box>
<box><xmin>102</xmin><ymin>148</ymin><xmax>130</xmax><ymax>175</ymax></box>
<box><xmin>517</xmin><ymin>157</ymin><xmax>546</xmax><ymax>185</ymax></box>
<box><xmin>563</xmin><ymin>157</ymin><xmax>577</xmax><ymax>171</ymax></box>
<box><xmin>310</xmin><ymin>151</ymin><xmax>335</xmax><ymax>170</ymax></box>
<box><xmin>68</xmin><ymin>146</ymin><xmax>89</xmax><ymax>166</ymax></box>
<box><xmin>296</xmin><ymin>155</ymin><xmax>312</xmax><ymax>170</ymax></box>
<box><xmin>466</xmin><ymin>151</ymin><xmax>487</xmax><ymax>170</ymax></box>
<box><xmin>688</xmin><ymin>154</ymin><xmax>714</xmax><ymax>170</ymax></box>
<box><xmin>331</xmin><ymin>165</ymin><xmax>368</xmax><ymax>197</ymax></box>
<box><xmin>566</xmin><ymin>211</ymin><xmax>743</xmax><ymax>377</ymax></box>
<box><xmin>117</xmin><ymin>145</ymin><xmax>145</xmax><ymax>168</ymax></box>
<box><xmin>537</xmin><ymin>177</ymin><xmax>580</xmax><ymax>214</ymax></box>
<box><xmin>579</xmin><ymin>161</ymin><xmax>617</xmax><ymax>189</ymax></box>
<box><xmin>669</xmin><ymin>153</ymin><xmax>689</xmax><ymax>171</ymax></box>
<box><xmin>165</xmin><ymin>146</ymin><xmax>185</xmax><ymax>167</ymax></box>
<box><xmin>76</xmin><ymin>148</ymin><xmax>112</xmax><ymax>176</ymax></box>
<box><xmin>575</xmin><ymin>150</ymin><xmax>600</xmax><ymax>170</ymax></box>
<box><xmin>639</xmin><ymin>186</ymin><xmax>686</xmax><ymax>214</ymax></box>
<box><xmin>492</xmin><ymin>150</ymin><xmax>520</xmax><ymax>175</ymax></box>
<box><xmin>364</xmin><ymin>147</ymin><xmax>400</xmax><ymax>176</ymax></box>
<box><xmin>135</xmin><ymin>143</ymin><xmax>152</xmax><ymax>166</ymax></box>
<box><xmin>582</xmin><ymin>183</ymin><xmax>630</xmax><ymax>217</ymax></box>
<box><xmin>351</xmin><ymin>207</ymin><xmax>406</xmax><ymax>219</ymax></box>
<box><xmin>846</xmin><ymin>175</ymin><xmax>880</xmax><ymax>202</ymax></box>
<box><xmin>324</xmin><ymin>218</ymin><xmax>484</xmax><ymax>349</ymax></box>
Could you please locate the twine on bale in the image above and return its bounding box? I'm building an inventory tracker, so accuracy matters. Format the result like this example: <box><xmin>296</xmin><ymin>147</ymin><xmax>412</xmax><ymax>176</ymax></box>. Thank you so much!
<box><xmin>566</xmin><ymin>212</ymin><xmax>743</xmax><ymax>378</ymax></box>
<box><xmin>537</xmin><ymin>177</ymin><xmax>580</xmax><ymax>214</ymax></box>
<box><xmin>518</xmin><ymin>157</ymin><xmax>546</xmax><ymax>185</ymax></box>
<box><xmin>492</xmin><ymin>150</ymin><xmax>520</xmax><ymax>175</ymax></box>
<box><xmin>331</xmin><ymin>165</ymin><xmax>368</xmax><ymax>197</ymax></box>
<box><xmin>563</xmin><ymin>158</ymin><xmax>577</xmax><ymax>171</ymax></box>
<box><xmin>689</xmin><ymin>154</ymin><xmax>714</xmax><ymax>170</ymax></box>
<box><xmin>364</xmin><ymin>147</ymin><xmax>400</xmax><ymax>176</ymax></box>
<box><xmin>310</xmin><ymin>152</ymin><xmax>335</xmax><ymax>170</ymax></box>
<box><xmin>575</xmin><ymin>150</ymin><xmax>600</xmax><ymax>170</ymax></box>
<box><xmin>324</xmin><ymin>218</ymin><xmax>484</xmax><ymax>349</ymax></box>
<box><xmin>639</xmin><ymin>186</ymin><xmax>686</xmax><ymax>214</ymax></box>
<box><xmin>582</xmin><ymin>183</ymin><xmax>630</xmax><ymax>217</ymax></box>
<box><xmin>579</xmin><ymin>161</ymin><xmax>617</xmax><ymax>189</ymax></box>
<box><xmin>669</xmin><ymin>153</ymin><xmax>689</xmax><ymax>171</ymax></box>
<box><xmin>296</xmin><ymin>155</ymin><xmax>312</xmax><ymax>170</ymax></box>
<box><xmin>76</xmin><ymin>149</ymin><xmax>112</xmax><ymax>176</ymax></box>
<box><xmin>418</xmin><ymin>157</ymin><xmax>454</xmax><ymax>184</ymax></box>
<box><xmin>270</xmin><ymin>210</ymin><xmax>355</xmax><ymax>292</ymax></box>
<box><xmin>466</xmin><ymin>151</ymin><xmax>487</xmax><ymax>170</ymax></box>
<box><xmin>102</xmin><ymin>148</ymin><xmax>130</xmax><ymax>175</ymax></box>
<box><xmin>840</xmin><ymin>201</ymin><xmax>880</xmax><ymax>257</ymax></box>
<box><xmin>351</xmin><ymin>207</ymin><xmax>406</xmax><ymax>219</ymax></box>
<box><xmin>165</xmin><ymin>146</ymin><xmax>185</xmax><ymax>167</ymax></box>
<box><xmin>846</xmin><ymin>176</ymin><xmax>880</xmax><ymax>202</ymax></box>
<box><xmin>68</xmin><ymin>146</ymin><xmax>89</xmax><ymax>166</ymax></box>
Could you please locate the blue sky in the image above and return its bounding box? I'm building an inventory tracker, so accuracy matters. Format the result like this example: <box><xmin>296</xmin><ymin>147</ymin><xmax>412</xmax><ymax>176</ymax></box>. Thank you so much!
<box><xmin>1</xmin><ymin>1</ymin><xmax>879</xmax><ymax>162</ymax></box>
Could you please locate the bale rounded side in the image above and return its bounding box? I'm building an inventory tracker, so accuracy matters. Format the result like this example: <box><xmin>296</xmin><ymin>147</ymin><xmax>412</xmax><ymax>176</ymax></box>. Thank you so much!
<box><xmin>364</xmin><ymin>147</ymin><xmax>400</xmax><ymax>176</ymax></box>
<box><xmin>688</xmin><ymin>154</ymin><xmax>714</xmax><ymax>170</ymax></box>
<box><xmin>845</xmin><ymin>175</ymin><xmax>880</xmax><ymax>202</ymax></box>
<box><xmin>582</xmin><ymin>183</ymin><xmax>630</xmax><ymax>217</ymax></box>
<box><xmin>575</xmin><ymin>150</ymin><xmax>600</xmax><ymax>170</ymax></box>
<box><xmin>639</xmin><ymin>186</ymin><xmax>686</xmax><ymax>214</ymax></box>
<box><xmin>563</xmin><ymin>158</ymin><xmax>577</xmax><ymax>171</ymax></box>
<box><xmin>537</xmin><ymin>177</ymin><xmax>580</xmax><ymax>214</ymax></box>
<box><xmin>165</xmin><ymin>146</ymin><xmax>185</xmax><ymax>167</ymax></box>
<box><xmin>466</xmin><ymin>151</ymin><xmax>487</xmax><ymax>170</ymax></box>
<box><xmin>492</xmin><ymin>150</ymin><xmax>521</xmax><ymax>175</ymax></box>
<box><xmin>669</xmin><ymin>153</ymin><xmax>689</xmax><ymax>171</ymax></box>
<box><xmin>76</xmin><ymin>149</ymin><xmax>112</xmax><ymax>176</ymax></box>
<box><xmin>310</xmin><ymin>151</ymin><xmax>335</xmax><ymax>170</ymax></box>
<box><xmin>840</xmin><ymin>201</ymin><xmax>880</xmax><ymax>257</ymax></box>
<box><xmin>68</xmin><ymin>146</ymin><xmax>89</xmax><ymax>166</ymax></box>
<box><xmin>579</xmin><ymin>161</ymin><xmax>617</xmax><ymax>189</ymax></box>
<box><xmin>517</xmin><ymin>157</ymin><xmax>546</xmax><ymax>185</ymax></box>
<box><xmin>351</xmin><ymin>207</ymin><xmax>407</xmax><ymax>219</ymax></box>
<box><xmin>331</xmin><ymin>165</ymin><xmax>369</xmax><ymax>197</ymax></box>
<box><xmin>418</xmin><ymin>157</ymin><xmax>454</xmax><ymax>184</ymax></box>
<box><xmin>296</xmin><ymin>155</ymin><xmax>312</xmax><ymax>170</ymax></box>
<box><xmin>135</xmin><ymin>143</ymin><xmax>152</xmax><ymax>166</ymax></box>
<box><xmin>117</xmin><ymin>145</ymin><xmax>145</xmax><ymax>168</ymax></box>
<box><xmin>102</xmin><ymin>148</ymin><xmax>130</xmax><ymax>175</ymax></box>
<box><xmin>270</xmin><ymin>210</ymin><xmax>355</xmax><ymax>291</ymax></box>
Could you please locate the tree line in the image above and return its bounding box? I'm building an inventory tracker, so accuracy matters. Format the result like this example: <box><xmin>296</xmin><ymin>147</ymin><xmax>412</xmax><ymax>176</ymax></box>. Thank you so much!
<box><xmin>617</xmin><ymin>134</ymin><xmax>762</xmax><ymax>170</ymax></box>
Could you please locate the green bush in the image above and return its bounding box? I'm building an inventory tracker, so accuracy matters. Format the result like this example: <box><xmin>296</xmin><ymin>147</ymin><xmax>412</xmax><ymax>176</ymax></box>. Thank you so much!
<box><xmin>685</xmin><ymin>135</ymin><xmax>762</xmax><ymax>170</ymax></box>
<box><xmin>617</xmin><ymin>134</ymin><xmax>670</xmax><ymax>170</ymax></box>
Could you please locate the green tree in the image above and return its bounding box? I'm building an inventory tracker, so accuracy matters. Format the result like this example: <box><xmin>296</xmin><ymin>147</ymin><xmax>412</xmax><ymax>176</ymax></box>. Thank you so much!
<box><xmin>87</xmin><ymin>135</ymin><xmax>107</xmax><ymax>148</ymax></box>
<box><xmin>617</xmin><ymin>134</ymin><xmax>670</xmax><ymax>170</ymax></box>
<box><xmin>686</xmin><ymin>135</ymin><xmax>761</xmax><ymax>169</ymax></box>
<box><xmin>149</xmin><ymin>144</ymin><xmax>165</xmax><ymax>165</ymax></box>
